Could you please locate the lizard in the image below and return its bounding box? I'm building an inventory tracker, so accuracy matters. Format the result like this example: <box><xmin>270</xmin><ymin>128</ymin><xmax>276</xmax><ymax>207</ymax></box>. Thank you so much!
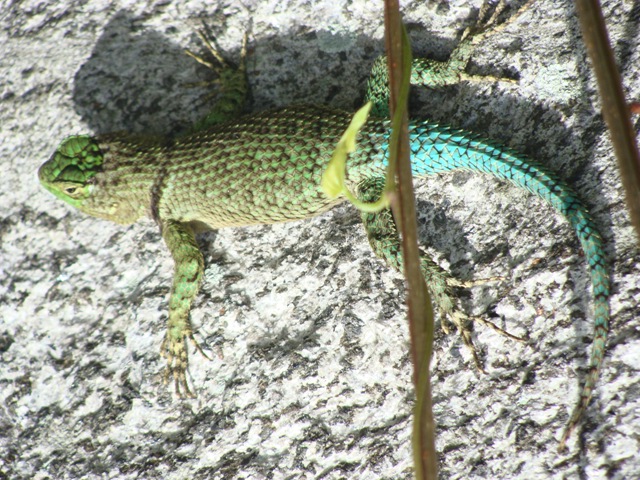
<box><xmin>38</xmin><ymin>1</ymin><xmax>609</xmax><ymax>451</ymax></box>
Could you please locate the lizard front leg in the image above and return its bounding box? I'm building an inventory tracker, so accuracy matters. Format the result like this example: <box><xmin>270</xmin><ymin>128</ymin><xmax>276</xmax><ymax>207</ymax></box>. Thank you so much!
<box><xmin>185</xmin><ymin>30</ymin><xmax>249</xmax><ymax>131</ymax></box>
<box><xmin>159</xmin><ymin>219</ymin><xmax>208</xmax><ymax>397</ymax></box>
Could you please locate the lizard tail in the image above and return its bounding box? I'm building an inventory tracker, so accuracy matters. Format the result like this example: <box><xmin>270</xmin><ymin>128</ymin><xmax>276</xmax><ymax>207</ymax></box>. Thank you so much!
<box><xmin>405</xmin><ymin>122</ymin><xmax>610</xmax><ymax>447</ymax></box>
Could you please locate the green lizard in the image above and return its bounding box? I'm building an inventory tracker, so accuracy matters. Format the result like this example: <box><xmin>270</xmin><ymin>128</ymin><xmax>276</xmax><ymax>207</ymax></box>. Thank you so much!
<box><xmin>38</xmin><ymin>2</ymin><xmax>609</xmax><ymax>450</ymax></box>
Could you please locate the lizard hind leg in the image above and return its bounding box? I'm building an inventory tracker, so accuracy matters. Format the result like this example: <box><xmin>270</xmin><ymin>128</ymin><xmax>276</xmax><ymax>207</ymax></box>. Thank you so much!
<box><xmin>365</xmin><ymin>0</ymin><xmax>535</xmax><ymax>116</ymax></box>
<box><xmin>462</xmin><ymin>0</ymin><xmax>536</xmax><ymax>47</ymax></box>
<box><xmin>425</xmin><ymin>0</ymin><xmax>536</xmax><ymax>87</ymax></box>
<box><xmin>356</xmin><ymin>178</ymin><xmax>525</xmax><ymax>372</ymax></box>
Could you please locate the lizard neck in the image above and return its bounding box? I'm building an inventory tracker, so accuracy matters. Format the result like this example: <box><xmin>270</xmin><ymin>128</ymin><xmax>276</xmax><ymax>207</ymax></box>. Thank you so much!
<box><xmin>85</xmin><ymin>134</ymin><xmax>164</xmax><ymax>225</ymax></box>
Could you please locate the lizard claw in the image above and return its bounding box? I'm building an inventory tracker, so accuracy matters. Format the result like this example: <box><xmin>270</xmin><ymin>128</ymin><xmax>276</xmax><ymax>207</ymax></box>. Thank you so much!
<box><xmin>462</xmin><ymin>0</ymin><xmax>535</xmax><ymax>45</ymax></box>
<box><xmin>443</xmin><ymin>279</ymin><xmax>527</xmax><ymax>372</ymax></box>
<box><xmin>449</xmin><ymin>0</ymin><xmax>534</xmax><ymax>86</ymax></box>
<box><xmin>160</xmin><ymin>331</ymin><xmax>210</xmax><ymax>398</ymax></box>
<box><xmin>184</xmin><ymin>27</ymin><xmax>247</xmax><ymax>84</ymax></box>
<box><xmin>184</xmin><ymin>28</ymin><xmax>231</xmax><ymax>70</ymax></box>
<box><xmin>447</xmin><ymin>274</ymin><xmax>504</xmax><ymax>288</ymax></box>
<box><xmin>183</xmin><ymin>26</ymin><xmax>250</xmax><ymax>128</ymax></box>
<box><xmin>470</xmin><ymin>314</ymin><xmax>528</xmax><ymax>342</ymax></box>
<box><xmin>449</xmin><ymin>310</ymin><xmax>486</xmax><ymax>373</ymax></box>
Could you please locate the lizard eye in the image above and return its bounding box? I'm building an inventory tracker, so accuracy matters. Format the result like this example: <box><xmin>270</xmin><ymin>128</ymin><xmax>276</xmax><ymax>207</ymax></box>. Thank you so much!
<box><xmin>59</xmin><ymin>183</ymin><xmax>88</xmax><ymax>199</ymax></box>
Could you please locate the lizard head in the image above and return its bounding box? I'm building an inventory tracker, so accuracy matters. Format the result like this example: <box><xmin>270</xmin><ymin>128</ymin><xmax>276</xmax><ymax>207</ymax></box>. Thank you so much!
<box><xmin>40</xmin><ymin>135</ymin><xmax>149</xmax><ymax>224</ymax></box>
<box><xmin>39</xmin><ymin>135</ymin><xmax>105</xmax><ymax>213</ymax></box>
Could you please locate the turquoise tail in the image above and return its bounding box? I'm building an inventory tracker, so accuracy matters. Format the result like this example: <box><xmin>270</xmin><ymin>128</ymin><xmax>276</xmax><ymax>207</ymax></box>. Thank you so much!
<box><xmin>396</xmin><ymin>121</ymin><xmax>610</xmax><ymax>442</ymax></box>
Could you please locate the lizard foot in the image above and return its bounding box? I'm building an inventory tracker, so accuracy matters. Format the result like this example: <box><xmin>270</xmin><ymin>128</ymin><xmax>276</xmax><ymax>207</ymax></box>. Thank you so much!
<box><xmin>447</xmin><ymin>308</ymin><xmax>527</xmax><ymax>373</ymax></box>
<box><xmin>452</xmin><ymin>0</ymin><xmax>535</xmax><ymax>85</ymax></box>
<box><xmin>446</xmin><ymin>275</ymin><xmax>504</xmax><ymax>288</ymax></box>
<box><xmin>463</xmin><ymin>0</ymin><xmax>535</xmax><ymax>46</ymax></box>
<box><xmin>448</xmin><ymin>310</ymin><xmax>485</xmax><ymax>373</ymax></box>
<box><xmin>184</xmin><ymin>29</ymin><xmax>247</xmax><ymax>97</ymax></box>
<box><xmin>184</xmin><ymin>27</ymin><xmax>249</xmax><ymax>129</ymax></box>
<box><xmin>160</xmin><ymin>330</ymin><xmax>210</xmax><ymax>398</ymax></box>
